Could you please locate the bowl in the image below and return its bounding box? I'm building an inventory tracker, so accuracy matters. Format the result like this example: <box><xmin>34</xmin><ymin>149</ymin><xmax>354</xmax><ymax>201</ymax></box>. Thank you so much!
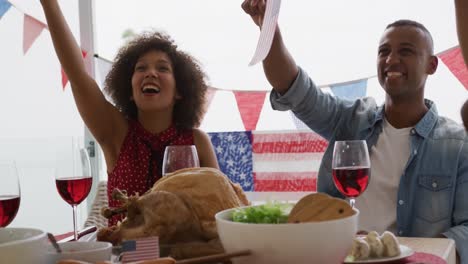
<box><xmin>215</xmin><ymin>204</ymin><xmax>358</xmax><ymax>264</ymax></box>
<box><xmin>46</xmin><ymin>241</ymin><xmax>112</xmax><ymax>263</ymax></box>
<box><xmin>0</xmin><ymin>227</ymin><xmax>49</xmax><ymax>264</ymax></box>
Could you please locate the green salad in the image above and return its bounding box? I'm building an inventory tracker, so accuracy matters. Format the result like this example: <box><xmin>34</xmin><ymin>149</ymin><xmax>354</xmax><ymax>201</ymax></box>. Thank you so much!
<box><xmin>232</xmin><ymin>203</ymin><xmax>290</xmax><ymax>224</ymax></box>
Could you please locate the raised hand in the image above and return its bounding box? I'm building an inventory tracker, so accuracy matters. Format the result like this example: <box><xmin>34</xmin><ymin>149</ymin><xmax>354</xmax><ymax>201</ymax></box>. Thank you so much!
<box><xmin>241</xmin><ymin>0</ymin><xmax>266</xmax><ymax>27</ymax></box>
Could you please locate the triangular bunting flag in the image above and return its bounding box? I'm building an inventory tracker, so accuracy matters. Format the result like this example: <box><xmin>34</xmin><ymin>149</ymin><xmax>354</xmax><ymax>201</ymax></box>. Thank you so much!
<box><xmin>0</xmin><ymin>0</ymin><xmax>11</xmax><ymax>19</ymax></box>
<box><xmin>439</xmin><ymin>46</ymin><xmax>468</xmax><ymax>90</ymax></box>
<box><xmin>95</xmin><ymin>55</ymin><xmax>112</xmax><ymax>87</ymax></box>
<box><xmin>23</xmin><ymin>14</ymin><xmax>46</xmax><ymax>54</ymax></box>
<box><xmin>205</xmin><ymin>87</ymin><xmax>216</xmax><ymax>111</ymax></box>
<box><xmin>62</xmin><ymin>50</ymin><xmax>88</xmax><ymax>90</ymax></box>
<box><xmin>330</xmin><ymin>79</ymin><xmax>368</xmax><ymax>100</ymax></box>
<box><xmin>234</xmin><ymin>91</ymin><xmax>266</xmax><ymax>131</ymax></box>
<box><xmin>200</xmin><ymin>87</ymin><xmax>217</xmax><ymax>124</ymax></box>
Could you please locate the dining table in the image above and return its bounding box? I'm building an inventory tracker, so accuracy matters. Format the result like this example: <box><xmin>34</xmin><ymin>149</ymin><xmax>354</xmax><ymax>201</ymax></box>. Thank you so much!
<box><xmin>56</xmin><ymin>229</ymin><xmax>457</xmax><ymax>264</ymax></box>
<box><xmin>393</xmin><ymin>237</ymin><xmax>456</xmax><ymax>264</ymax></box>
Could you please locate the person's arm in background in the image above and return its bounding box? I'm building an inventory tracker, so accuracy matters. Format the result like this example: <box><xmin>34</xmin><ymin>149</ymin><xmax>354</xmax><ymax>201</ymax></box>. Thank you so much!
<box><xmin>456</xmin><ymin>0</ymin><xmax>468</xmax><ymax>133</ymax></box>
<box><xmin>193</xmin><ymin>129</ymin><xmax>219</xmax><ymax>169</ymax></box>
<box><xmin>40</xmin><ymin>0</ymin><xmax>127</xmax><ymax>156</ymax></box>
<box><xmin>455</xmin><ymin>0</ymin><xmax>468</xmax><ymax>66</ymax></box>
<box><xmin>442</xmin><ymin>140</ymin><xmax>468</xmax><ymax>264</ymax></box>
<box><xmin>241</xmin><ymin>0</ymin><xmax>298</xmax><ymax>95</ymax></box>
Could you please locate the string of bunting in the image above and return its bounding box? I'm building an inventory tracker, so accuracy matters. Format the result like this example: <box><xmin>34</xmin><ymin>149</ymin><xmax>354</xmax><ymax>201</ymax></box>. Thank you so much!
<box><xmin>2</xmin><ymin>0</ymin><xmax>467</xmax><ymax>131</ymax></box>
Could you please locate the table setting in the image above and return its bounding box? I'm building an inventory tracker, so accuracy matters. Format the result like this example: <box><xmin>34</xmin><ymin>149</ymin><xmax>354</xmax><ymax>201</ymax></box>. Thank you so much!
<box><xmin>0</xmin><ymin>144</ymin><xmax>458</xmax><ymax>264</ymax></box>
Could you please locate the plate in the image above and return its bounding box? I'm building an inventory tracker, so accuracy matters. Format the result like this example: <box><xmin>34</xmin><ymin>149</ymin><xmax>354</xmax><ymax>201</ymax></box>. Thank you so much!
<box><xmin>344</xmin><ymin>245</ymin><xmax>414</xmax><ymax>263</ymax></box>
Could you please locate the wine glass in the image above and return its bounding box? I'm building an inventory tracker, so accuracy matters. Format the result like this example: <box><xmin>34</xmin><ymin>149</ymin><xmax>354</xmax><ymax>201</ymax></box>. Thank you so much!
<box><xmin>55</xmin><ymin>144</ymin><xmax>92</xmax><ymax>241</ymax></box>
<box><xmin>0</xmin><ymin>161</ymin><xmax>20</xmax><ymax>227</ymax></box>
<box><xmin>162</xmin><ymin>145</ymin><xmax>200</xmax><ymax>176</ymax></box>
<box><xmin>332</xmin><ymin>140</ymin><xmax>371</xmax><ymax>208</ymax></box>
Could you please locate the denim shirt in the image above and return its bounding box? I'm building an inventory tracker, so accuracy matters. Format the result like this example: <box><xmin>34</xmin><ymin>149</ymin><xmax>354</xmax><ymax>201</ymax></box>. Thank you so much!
<box><xmin>271</xmin><ymin>67</ymin><xmax>468</xmax><ymax>262</ymax></box>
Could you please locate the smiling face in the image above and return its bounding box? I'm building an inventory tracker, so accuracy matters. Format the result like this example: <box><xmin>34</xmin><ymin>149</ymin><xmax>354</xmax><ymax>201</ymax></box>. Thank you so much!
<box><xmin>131</xmin><ymin>50</ymin><xmax>179</xmax><ymax>114</ymax></box>
<box><xmin>377</xmin><ymin>25</ymin><xmax>438</xmax><ymax>102</ymax></box>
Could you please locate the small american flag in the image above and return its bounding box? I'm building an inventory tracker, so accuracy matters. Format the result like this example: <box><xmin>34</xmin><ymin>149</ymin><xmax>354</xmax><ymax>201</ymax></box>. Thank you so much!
<box><xmin>121</xmin><ymin>237</ymin><xmax>159</xmax><ymax>263</ymax></box>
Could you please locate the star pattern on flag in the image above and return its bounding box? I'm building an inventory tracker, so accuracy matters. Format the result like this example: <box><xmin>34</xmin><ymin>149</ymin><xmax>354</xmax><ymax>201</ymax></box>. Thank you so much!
<box><xmin>209</xmin><ymin>131</ymin><xmax>253</xmax><ymax>191</ymax></box>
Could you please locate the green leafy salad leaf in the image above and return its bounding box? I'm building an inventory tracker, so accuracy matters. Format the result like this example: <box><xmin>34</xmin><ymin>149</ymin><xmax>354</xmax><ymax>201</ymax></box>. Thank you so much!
<box><xmin>232</xmin><ymin>203</ymin><xmax>291</xmax><ymax>224</ymax></box>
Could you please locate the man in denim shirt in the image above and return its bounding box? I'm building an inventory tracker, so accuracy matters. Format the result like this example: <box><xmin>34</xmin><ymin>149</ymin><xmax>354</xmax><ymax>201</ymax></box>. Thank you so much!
<box><xmin>242</xmin><ymin>0</ymin><xmax>468</xmax><ymax>262</ymax></box>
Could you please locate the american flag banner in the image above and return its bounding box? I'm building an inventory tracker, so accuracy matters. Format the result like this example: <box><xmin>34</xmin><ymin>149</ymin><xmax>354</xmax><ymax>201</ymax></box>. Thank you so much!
<box><xmin>209</xmin><ymin>131</ymin><xmax>254</xmax><ymax>191</ymax></box>
<box><xmin>209</xmin><ymin>131</ymin><xmax>328</xmax><ymax>192</ymax></box>
<box><xmin>252</xmin><ymin>131</ymin><xmax>328</xmax><ymax>191</ymax></box>
<box><xmin>121</xmin><ymin>237</ymin><xmax>159</xmax><ymax>263</ymax></box>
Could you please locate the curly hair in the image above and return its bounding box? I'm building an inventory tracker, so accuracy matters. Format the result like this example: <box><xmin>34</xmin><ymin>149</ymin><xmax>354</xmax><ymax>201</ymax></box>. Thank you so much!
<box><xmin>104</xmin><ymin>31</ymin><xmax>208</xmax><ymax>129</ymax></box>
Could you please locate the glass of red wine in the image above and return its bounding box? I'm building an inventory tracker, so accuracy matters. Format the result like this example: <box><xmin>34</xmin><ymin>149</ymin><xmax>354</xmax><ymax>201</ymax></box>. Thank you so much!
<box><xmin>55</xmin><ymin>145</ymin><xmax>92</xmax><ymax>241</ymax></box>
<box><xmin>332</xmin><ymin>140</ymin><xmax>370</xmax><ymax>208</ymax></box>
<box><xmin>0</xmin><ymin>161</ymin><xmax>20</xmax><ymax>227</ymax></box>
<box><xmin>162</xmin><ymin>145</ymin><xmax>200</xmax><ymax>176</ymax></box>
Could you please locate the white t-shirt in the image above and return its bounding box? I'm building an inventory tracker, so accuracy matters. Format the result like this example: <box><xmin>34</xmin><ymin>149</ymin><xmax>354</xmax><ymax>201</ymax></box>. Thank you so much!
<box><xmin>355</xmin><ymin>119</ymin><xmax>412</xmax><ymax>233</ymax></box>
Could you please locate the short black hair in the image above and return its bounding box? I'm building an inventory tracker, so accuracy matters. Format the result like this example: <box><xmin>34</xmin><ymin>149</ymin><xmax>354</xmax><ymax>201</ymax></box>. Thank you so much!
<box><xmin>385</xmin><ymin>19</ymin><xmax>434</xmax><ymax>54</ymax></box>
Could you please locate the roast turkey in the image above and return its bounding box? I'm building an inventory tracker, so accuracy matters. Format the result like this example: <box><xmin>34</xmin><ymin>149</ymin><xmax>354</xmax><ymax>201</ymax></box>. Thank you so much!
<box><xmin>97</xmin><ymin>167</ymin><xmax>249</xmax><ymax>259</ymax></box>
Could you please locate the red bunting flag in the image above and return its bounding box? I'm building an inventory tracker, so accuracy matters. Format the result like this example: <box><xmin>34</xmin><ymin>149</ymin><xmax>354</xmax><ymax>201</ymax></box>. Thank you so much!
<box><xmin>439</xmin><ymin>46</ymin><xmax>468</xmax><ymax>90</ymax></box>
<box><xmin>23</xmin><ymin>14</ymin><xmax>46</xmax><ymax>54</ymax></box>
<box><xmin>234</xmin><ymin>91</ymin><xmax>267</xmax><ymax>131</ymax></box>
<box><xmin>205</xmin><ymin>87</ymin><xmax>217</xmax><ymax>112</ymax></box>
<box><xmin>61</xmin><ymin>50</ymin><xmax>88</xmax><ymax>90</ymax></box>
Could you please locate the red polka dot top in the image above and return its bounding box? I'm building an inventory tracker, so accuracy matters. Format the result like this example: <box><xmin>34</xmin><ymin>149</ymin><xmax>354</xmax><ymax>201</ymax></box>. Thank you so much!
<box><xmin>107</xmin><ymin>119</ymin><xmax>194</xmax><ymax>225</ymax></box>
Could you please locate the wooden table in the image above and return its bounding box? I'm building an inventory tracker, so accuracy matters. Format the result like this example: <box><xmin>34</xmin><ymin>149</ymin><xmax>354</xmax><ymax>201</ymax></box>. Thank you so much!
<box><xmin>399</xmin><ymin>237</ymin><xmax>456</xmax><ymax>264</ymax></box>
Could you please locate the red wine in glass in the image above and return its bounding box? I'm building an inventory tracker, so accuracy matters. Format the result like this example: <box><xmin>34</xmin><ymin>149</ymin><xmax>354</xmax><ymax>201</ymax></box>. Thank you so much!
<box><xmin>0</xmin><ymin>161</ymin><xmax>21</xmax><ymax>227</ymax></box>
<box><xmin>0</xmin><ymin>195</ymin><xmax>20</xmax><ymax>227</ymax></box>
<box><xmin>55</xmin><ymin>145</ymin><xmax>92</xmax><ymax>241</ymax></box>
<box><xmin>332</xmin><ymin>140</ymin><xmax>371</xmax><ymax>208</ymax></box>
<box><xmin>332</xmin><ymin>167</ymin><xmax>370</xmax><ymax>198</ymax></box>
<box><xmin>56</xmin><ymin>177</ymin><xmax>92</xmax><ymax>205</ymax></box>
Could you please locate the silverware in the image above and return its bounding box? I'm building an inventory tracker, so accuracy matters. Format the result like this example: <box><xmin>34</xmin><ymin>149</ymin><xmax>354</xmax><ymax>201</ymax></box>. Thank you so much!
<box><xmin>47</xmin><ymin>232</ymin><xmax>62</xmax><ymax>253</ymax></box>
<box><xmin>57</xmin><ymin>225</ymin><xmax>97</xmax><ymax>243</ymax></box>
<box><xmin>175</xmin><ymin>249</ymin><xmax>251</xmax><ymax>264</ymax></box>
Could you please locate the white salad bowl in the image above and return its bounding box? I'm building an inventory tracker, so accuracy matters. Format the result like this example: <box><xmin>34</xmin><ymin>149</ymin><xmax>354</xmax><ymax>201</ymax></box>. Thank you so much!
<box><xmin>215</xmin><ymin>204</ymin><xmax>358</xmax><ymax>264</ymax></box>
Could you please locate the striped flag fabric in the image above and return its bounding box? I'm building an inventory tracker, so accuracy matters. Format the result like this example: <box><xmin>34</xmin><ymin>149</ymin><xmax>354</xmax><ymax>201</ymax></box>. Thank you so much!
<box><xmin>252</xmin><ymin>131</ymin><xmax>328</xmax><ymax>191</ymax></box>
<box><xmin>121</xmin><ymin>237</ymin><xmax>159</xmax><ymax>263</ymax></box>
<box><xmin>209</xmin><ymin>131</ymin><xmax>328</xmax><ymax>192</ymax></box>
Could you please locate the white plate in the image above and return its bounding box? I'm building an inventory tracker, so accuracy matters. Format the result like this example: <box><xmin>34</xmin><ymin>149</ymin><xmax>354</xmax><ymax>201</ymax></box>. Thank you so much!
<box><xmin>344</xmin><ymin>245</ymin><xmax>414</xmax><ymax>263</ymax></box>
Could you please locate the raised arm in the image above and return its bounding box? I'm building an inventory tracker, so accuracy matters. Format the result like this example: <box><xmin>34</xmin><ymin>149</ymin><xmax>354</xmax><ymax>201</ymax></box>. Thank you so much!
<box><xmin>40</xmin><ymin>0</ymin><xmax>126</xmax><ymax>151</ymax></box>
<box><xmin>241</xmin><ymin>0</ymin><xmax>298</xmax><ymax>94</ymax></box>
<box><xmin>455</xmin><ymin>0</ymin><xmax>468</xmax><ymax>66</ymax></box>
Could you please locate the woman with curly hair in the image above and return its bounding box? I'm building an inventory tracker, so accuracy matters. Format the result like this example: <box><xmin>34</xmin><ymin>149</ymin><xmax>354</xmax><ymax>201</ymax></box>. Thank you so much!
<box><xmin>40</xmin><ymin>0</ymin><xmax>219</xmax><ymax>225</ymax></box>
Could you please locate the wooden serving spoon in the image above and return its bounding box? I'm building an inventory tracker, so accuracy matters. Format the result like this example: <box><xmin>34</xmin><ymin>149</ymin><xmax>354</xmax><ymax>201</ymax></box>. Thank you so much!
<box><xmin>287</xmin><ymin>193</ymin><xmax>355</xmax><ymax>223</ymax></box>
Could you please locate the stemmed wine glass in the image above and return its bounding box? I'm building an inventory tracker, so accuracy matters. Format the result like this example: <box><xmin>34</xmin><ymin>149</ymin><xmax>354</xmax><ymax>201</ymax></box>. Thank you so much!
<box><xmin>0</xmin><ymin>161</ymin><xmax>20</xmax><ymax>227</ymax></box>
<box><xmin>162</xmin><ymin>145</ymin><xmax>200</xmax><ymax>176</ymax></box>
<box><xmin>55</xmin><ymin>144</ymin><xmax>92</xmax><ymax>241</ymax></box>
<box><xmin>332</xmin><ymin>140</ymin><xmax>371</xmax><ymax>208</ymax></box>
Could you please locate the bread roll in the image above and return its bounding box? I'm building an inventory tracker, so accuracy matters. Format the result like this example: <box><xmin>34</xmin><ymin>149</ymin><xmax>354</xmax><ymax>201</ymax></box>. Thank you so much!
<box><xmin>365</xmin><ymin>231</ymin><xmax>384</xmax><ymax>257</ymax></box>
<box><xmin>380</xmin><ymin>231</ymin><xmax>401</xmax><ymax>257</ymax></box>
<box><xmin>349</xmin><ymin>237</ymin><xmax>370</xmax><ymax>260</ymax></box>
